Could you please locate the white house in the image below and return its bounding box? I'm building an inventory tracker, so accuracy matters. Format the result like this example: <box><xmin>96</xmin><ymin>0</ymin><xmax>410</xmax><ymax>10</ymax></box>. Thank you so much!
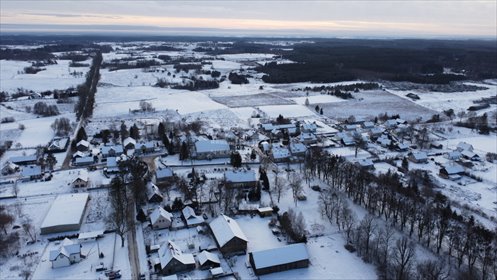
<box><xmin>72</xmin><ymin>170</ymin><xmax>89</xmax><ymax>188</ymax></box>
<box><xmin>150</xmin><ymin>207</ymin><xmax>173</xmax><ymax>230</ymax></box>
<box><xmin>49</xmin><ymin>238</ymin><xmax>81</xmax><ymax>268</ymax></box>
<box><xmin>123</xmin><ymin>137</ymin><xmax>137</xmax><ymax>150</ymax></box>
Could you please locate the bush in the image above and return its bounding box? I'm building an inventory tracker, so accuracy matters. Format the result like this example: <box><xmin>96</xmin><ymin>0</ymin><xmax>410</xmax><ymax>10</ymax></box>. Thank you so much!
<box><xmin>51</xmin><ymin>117</ymin><xmax>72</xmax><ymax>136</ymax></box>
<box><xmin>33</xmin><ymin>101</ymin><xmax>59</xmax><ymax>116</ymax></box>
<box><xmin>0</xmin><ymin>117</ymin><xmax>15</xmax><ymax>123</ymax></box>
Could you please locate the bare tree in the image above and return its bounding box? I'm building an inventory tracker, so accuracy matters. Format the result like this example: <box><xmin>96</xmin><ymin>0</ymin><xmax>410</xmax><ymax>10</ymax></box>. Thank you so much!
<box><xmin>289</xmin><ymin>173</ymin><xmax>303</xmax><ymax>206</ymax></box>
<box><xmin>21</xmin><ymin>216</ymin><xmax>36</xmax><ymax>243</ymax></box>
<box><xmin>107</xmin><ymin>177</ymin><xmax>132</xmax><ymax>247</ymax></box>
<box><xmin>416</xmin><ymin>259</ymin><xmax>449</xmax><ymax>280</ymax></box>
<box><xmin>339</xmin><ymin>204</ymin><xmax>356</xmax><ymax>242</ymax></box>
<box><xmin>273</xmin><ymin>175</ymin><xmax>286</xmax><ymax>203</ymax></box>
<box><xmin>390</xmin><ymin>237</ymin><xmax>416</xmax><ymax>280</ymax></box>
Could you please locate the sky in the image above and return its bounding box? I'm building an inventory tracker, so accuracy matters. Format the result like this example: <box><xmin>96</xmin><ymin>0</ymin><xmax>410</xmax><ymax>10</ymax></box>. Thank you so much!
<box><xmin>1</xmin><ymin>1</ymin><xmax>496</xmax><ymax>38</ymax></box>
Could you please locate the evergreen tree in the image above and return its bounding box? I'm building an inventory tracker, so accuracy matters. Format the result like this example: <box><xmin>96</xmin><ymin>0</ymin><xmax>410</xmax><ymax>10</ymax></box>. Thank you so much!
<box><xmin>158</xmin><ymin>122</ymin><xmax>165</xmax><ymax>137</ymax></box>
<box><xmin>76</xmin><ymin>127</ymin><xmax>87</xmax><ymax>143</ymax></box>
<box><xmin>230</xmin><ymin>152</ymin><xmax>242</xmax><ymax>168</ymax></box>
<box><xmin>129</xmin><ymin>124</ymin><xmax>140</xmax><ymax>140</ymax></box>
<box><xmin>179</xmin><ymin>142</ymin><xmax>189</xmax><ymax>160</ymax></box>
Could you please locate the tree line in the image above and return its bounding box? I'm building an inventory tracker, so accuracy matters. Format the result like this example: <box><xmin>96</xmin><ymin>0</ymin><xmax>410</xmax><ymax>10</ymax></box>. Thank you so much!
<box><xmin>74</xmin><ymin>51</ymin><xmax>102</xmax><ymax>120</ymax></box>
<box><xmin>304</xmin><ymin>149</ymin><xmax>497</xmax><ymax>279</ymax></box>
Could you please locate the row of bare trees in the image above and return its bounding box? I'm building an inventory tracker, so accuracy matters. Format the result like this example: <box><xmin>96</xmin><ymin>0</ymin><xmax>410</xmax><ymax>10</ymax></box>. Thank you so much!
<box><xmin>306</xmin><ymin>148</ymin><xmax>497</xmax><ymax>279</ymax></box>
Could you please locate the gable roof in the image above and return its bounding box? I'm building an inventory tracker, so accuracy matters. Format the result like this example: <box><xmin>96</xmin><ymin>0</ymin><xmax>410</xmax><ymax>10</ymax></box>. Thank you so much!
<box><xmin>123</xmin><ymin>137</ymin><xmax>137</xmax><ymax>147</ymax></box>
<box><xmin>76</xmin><ymin>140</ymin><xmax>90</xmax><ymax>147</ymax></box>
<box><xmin>158</xmin><ymin>240</ymin><xmax>195</xmax><ymax>268</ymax></box>
<box><xmin>209</xmin><ymin>215</ymin><xmax>247</xmax><ymax>248</ymax></box>
<box><xmin>21</xmin><ymin>165</ymin><xmax>42</xmax><ymax>178</ymax></box>
<box><xmin>411</xmin><ymin>151</ymin><xmax>427</xmax><ymax>161</ymax></box>
<box><xmin>441</xmin><ymin>164</ymin><xmax>465</xmax><ymax>175</ymax></box>
<box><xmin>49</xmin><ymin>238</ymin><xmax>80</xmax><ymax>261</ymax></box>
<box><xmin>194</xmin><ymin>140</ymin><xmax>230</xmax><ymax>154</ymax></box>
<box><xmin>101</xmin><ymin>145</ymin><xmax>124</xmax><ymax>155</ymax></box>
<box><xmin>250</xmin><ymin>243</ymin><xmax>309</xmax><ymax>270</ymax></box>
<box><xmin>197</xmin><ymin>250</ymin><xmax>220</xmax><ymax>266</ymax></box>
<box><xmin>156</xmin><ymin>168</ymin><xmax>173</xmax><ymax>179</ymax></box>
<box><xmin>224</xmin><ymin>170</ymin><xmax>256</xmax><ymax>183</ymax></box>
<box><xmin>150</xmin><ymin>207</ymin><xmax>173</xmax><ymax>225</ymax></box>
<box><xmin>182</xmin><ymin>206</ymin><xmax>204</xmax><ymax>226</ymax></box>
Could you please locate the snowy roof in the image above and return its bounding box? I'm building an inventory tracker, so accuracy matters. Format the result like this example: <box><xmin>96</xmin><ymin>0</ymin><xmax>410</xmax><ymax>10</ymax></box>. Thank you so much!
<box><xmin>194</xmin><ymin>140</ymin><xmax>230</xmax><ymax>153</ymax></box>
<box><xmin>158</xmin><ymin>240</ymin><xmax>195</xmax><ymax>268</ymax></box>
<box><xmin>75</xmin><ymin>156</ymin><xmax>94</xmax><ymax>164</ymax></box>
<box><xmin>77</xmin><ymin>139</ymin><xmax>90</xmax><ymax>147</ymax></box>
<box><xmin>150</xmin><ymin>207</ymin><xmax>173</xmax><ymax>225</ymax></box>
<box><xmin>21</xmin><ymin>165</ymin><xmax>42</xmax><ymax>178</ymax></box>
<box><xmin>209</xmin><ymin>215</ymin><xmax>248</xmax><ymax>247</ymax></box>
<box><xmin>446</xmin><ymin>151</ymin><xmax>462</xmax><ymax>159</ymax></box>
<box><xmin>302</xmin><ymin>123</ymin><xmax>317</xmax><ymax>131</ymax></box>
<box><xmin>147</xmin><ymin>183</ymin><xmax>163</xmax><ymax>200</ymax></box>
<box><xmin>411</xmin><ymin>152</ymin><xmax>428</xmax><ymax>161</ymax></box>
<box><xmin>73</xmin><ymin>169</ymin><xmax>89</xmax><ymax>183</ymax></box>
<box><xmin>78</xmin><ymin>230</ymin><xmax>104</xmax><ymax>240</ymax></box>
<box><xmin>461</xmin><ymin>149</ymin><xmax>478</xmax><ymax>159</ymax></box>
<box><xmin>182</xmin><ymin>206</ymin><xmax>204</xmax><ymax>226</ymax></box>
<box><xmin>123</xmin><ymin>137</ymin><xmax>137</xmax><ymax>147</ymax></box>
<box><xmin>10</xmin><ymin>154</ymin><xmax>37</xmax><ymax>164</ymax></box>
<box><xmin>384</xmin><ymin>119</ymin><xmax>398</xmax><ymax>127</ymax></box>
<box><xmin>272</xmin><ymin>146</ymin><xmax>290</xmax><ymax>159</ymax></box>
<box><xmin>210</xmin><ymin>267</ymin><xmax>224</xmax><ymax>276</ymax></box>
<box><xmin>197</xmin><ymin>250</ymin><xmax>220</xmax><ymax>266</ymax></box>
<box><xmin>300</xmin><ymin>132</ymin><xmax>317</xmax><ymax>141</ymax></box>
<box><xmin>370</xmin><ymin>127</ymin><xmax>385</xmax><ymax>134</ymax></box>
<box><xmin>441</xmin><ymin>164</ymin><xmax>465</xmax><ymax>175</ymax></box>
<box><xmin>72</xmin><ymin>151</ymin><xmax>87</xmax><ymax>158</ymax></box>
<box><xmin>49</xmin><ymin>238</ymin><xmax>80</xmax><ymax>261</ymax></box>
<box><xmin>224</xmin><ymin>170</ymin><xmax>256</xmax><ymax>183</ymax></box>
<box><xmin>261</xmin><ymin>123</ymin><xmax>295</xmax><ymax>131</ymax></box>
<box><xmin>289</xmin><ymin>142</ymin><xmax>307</xmax><ymax>154</ymax></box>
<box><xmin>49</xmin><ymin>137</ymin><xmax>69</xmax><ymax>150</ymax></box>
<box><xmin>156</xmin><ymin>168</ymin><xmax>173</xmax><ymax>179</ymax></box>
<box><xmin>250</xmin><ymin>243</ymin><xmax>309</xmax><ymax>270</ymax></box>
<box><xmin>41</xmin><ymin>193</ymin><xmax>89</xmax><ymax>231</ymax></box>
<box><xmin>457</xmin><ymin>142</ymin><xmax>473</xmax><ymax>152</ymax></box>
<box><xmin>362</xmin><ymin>121</ymin><xmax>375</xmax><ymax>128</ymax></box>
<box><xmin>137</xmin><ymin>141</ymin><xmax>155</xmax><ymax>149</ymax></box>
<box><xmin>107</xmin><ymin>157</ymin><xmax>118</xmax><ymax>168</ymax></box>
<box><xmin>101</xmin><ymin>145</ymin><xmax>124</xmax><ymax>155</ymax></box>
<box><xmin>356</xmin><ymin>159</ymin><xmax>374</xmax><ymax>167</ymax></box>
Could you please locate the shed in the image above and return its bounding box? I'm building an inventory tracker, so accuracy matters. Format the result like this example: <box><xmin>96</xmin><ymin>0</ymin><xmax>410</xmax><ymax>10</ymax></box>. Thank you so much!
<box><xmin>158</xmin><ymin>241</ymin><xmax>195</xmax><ymax>275</ymax></box>
<box><xmin>182</xmin><ymin>206</ymin><xmax>204</xmax><ymax>227</ymax></box>
<box><xmin>197</xmin><ymin>250</ymin><xmax>221</xmax><ymax>269</ymax></box>
<box><xmin>249</xmin><ymin>243</ymin><xmax>309</xmax><ymax>275</ymax></box>
<box><xmin>439</xmin><ymin>164</ymin><xmax>465</xmax><ymax>180</ymax></box>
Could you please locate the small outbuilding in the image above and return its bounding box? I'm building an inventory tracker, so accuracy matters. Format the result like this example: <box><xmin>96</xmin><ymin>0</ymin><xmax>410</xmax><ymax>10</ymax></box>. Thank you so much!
<box><xmin>158</xmin><ymin>241</ymin><xmax>195</xmax><ymax>276</ymax></box>
<box><xmin>197</xmin><ymin>250</ymin><xmax>221</xmax><ymax>269</ymax></box>
<box><xmin>249</xmin><ymin>243</ymin><xmax>309</xmax><ymax>275</ymax></box>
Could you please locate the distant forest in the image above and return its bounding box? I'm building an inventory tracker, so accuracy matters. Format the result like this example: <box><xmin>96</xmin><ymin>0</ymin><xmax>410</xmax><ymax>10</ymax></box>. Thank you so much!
<box><xmin>255</xmin><ymin>40</ymin><xmax>497</xmax><ymax>84</ymax></box>
<box><xmin>1</xmin><ymin>35</ymin><xmax>495</xmax><ymax>84</ymax></box>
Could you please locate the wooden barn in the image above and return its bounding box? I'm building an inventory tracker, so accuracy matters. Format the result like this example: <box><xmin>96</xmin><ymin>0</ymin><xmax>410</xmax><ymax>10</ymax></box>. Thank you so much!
<box><xmin>209</xmin><ymin>214</ymin><xmax>248</xmax><ymax>255</ymax></box>
<box><xmin>249</xmin><ymin>243</ymin><xmax>309</xmax><ymax>275</ymax></box>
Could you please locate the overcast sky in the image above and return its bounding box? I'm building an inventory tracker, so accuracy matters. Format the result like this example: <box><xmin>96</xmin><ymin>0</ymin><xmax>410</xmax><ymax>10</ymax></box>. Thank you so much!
<box><xmin>1</xmin><ymin>1</ymin><xmax>496</xmax><ymax>38</ymax></box>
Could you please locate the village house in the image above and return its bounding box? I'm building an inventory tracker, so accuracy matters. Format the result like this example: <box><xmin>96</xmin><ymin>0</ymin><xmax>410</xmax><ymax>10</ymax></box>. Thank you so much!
<box><xmin>182</xmin><ymin>206</ymin><xmax>204</xmax><ymax>227</ymax></box>
<box><xmin>74</xmin><ymin>156</ymin><xmax>94</xmax><ymax>166</ymax></box>
<box><xmin>289</xmin><ymin>142</ymin><xmax>307</xmax><ymax>157</ymax></box>
<box><xmin>409</xmin><ymin>151</ymin><xmax>428</xmax><ymax>164</ymax></box>
<box><xmin>301</xmin><ymin>122</ymin><xmax>317</xmax><ymax>133</ymax></box>
<box><xmin>2</xmin><ymin>161</ymin><xmax>19</xmax><ymax>175</ymax></box>
<box><xmin>100</xmin><ymin>145</ymin><xmax>124</xmax><ymax>158</ymax></box>
<box><xmin>439</xmin><ymin>164</ymin><xmax>465</xmax><ymax>180</ymax></box>
<box><xmin>136</xmin><ymin>141</ymin><xmax>156</xmax><ymax>154</ymax></box>
<box><xmin>150</xmin><ymin>207</ymin><xmax>173</xmax><ymax>230</ymax></box>
<box><xmin>193</xmin><ymin>139</ymin><xmax>231</xmax><ymax>160</ymax></box>
<box><xmin>21</xmin><ymin>165</ymin><xmax>43</xmax><ymax>181</ymax></box>
<box><xmin>197</xmin><ymin>250</ymin><xmax>221</xmax><ymax>270</ymax></box>
<box><xmin>76</xmin><ymin>140</ymin><xmax>90</xmax><ymax>152</ymax></box>
<box><xmin>105</xmin><ymin>157</ymin><xmax>120</xmax><ymax>174</ymax></box>
<box><xmin>257</xmin><ymin>207</ymin><xmax>274</xmax><ymax>217</ymax></box>
<box><xmin>9</xmin><ymin>154</ymin><xmax>38</xmax><ymax>166</ymax></box>
<box><xmin>49</xmin><ymin>238</ymin><xmax>81</xmax><ymax>269</ymax></box>
<box><xmin>456</xmin><ymin>142</ymin><xmax>474</xmax><ymax>152</ymax></box>
<box><xmin>224</xmin><ymin>169</ymin><xmax>257</xmax><ymax>190</ymax></box>
<box><xmin>362</xmin><ymin>121</ymin><xmax>375</xmax><ymax>129</ymax></box>
<box><xmin>155</xmin><ymin>167</ymin><xmax>174</xmax><ymax>184</ymax></box>
<box><xmin>271</xmin><ymin>146</ymin><xmax>291</xmax><ymax>162</ymax></box>
<box><xmin>249</xmin><ymin>243</ymin><xmax>309</xmax><ymax>275</ymax></box>
<box><xmin>299</xmin><ymin>132</ymin><xmax>318</xmax><ymax>145</ymax></box>
<box><xmin>157</xmin><ymin>241</ymin><xmax>195</xmax><ymax>275</ymax></box>
<box><xmin>355</xmin><ymin>158</ymin><xmax>375</xmax><ymax>170</ymax></box>
<box><xmin>72</xmin><ymin>170</ymin><xmax>89</xmax><ymax>188</ymax></box>
<box><xmin>461</xmin><ymin>149</ymin><xmax>480</xmax><ymax>161</ymax></box>
<box><xmin>123</xmin><ymin>137</ymin><xmax>137</xmax><ymax>150</ymax></box>
<box><xmin>209</xmin><ymin>214</ymin><xmax>248</xmax><ymax>255</ymax></box>
<box><xmin>48</xmin><ymin>137</ymin><xmax>70</xmax><ymax>152</ymax></box>
<box><xmin>446</xmin><ymin>151</ymin><xmax>462</xmax><ymax>161</ymax></box>
<box><xmin>147</xmin><ymin>182</ymin><xmax>164</xmax><ymax>203</ymax></box>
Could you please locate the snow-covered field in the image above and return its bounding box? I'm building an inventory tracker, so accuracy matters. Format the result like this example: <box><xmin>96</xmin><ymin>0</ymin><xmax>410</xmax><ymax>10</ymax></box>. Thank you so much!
<box><xmin>0</xmin><ymin>60</ymin><xmax>87</xmax><ymax>93</ymax></box>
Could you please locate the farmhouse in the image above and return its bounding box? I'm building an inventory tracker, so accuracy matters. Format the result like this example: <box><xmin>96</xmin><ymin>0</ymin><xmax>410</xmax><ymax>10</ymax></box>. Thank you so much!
<box><xmin>289</xmin><ymin>142</ymin><xmax>307</xmax><ymax>156</ymax></box>
<box><xmin>48</xmin><ymin>137</ymin><xmax>69</xmax><ymax>152</ymax></box>
<box><xmin>123</xmin><ymin>137</ymin><xmax>137</xmax><ymax>150</ymax></box>
<box><xmin>156</xmin><ymin>167</ymin><xmax>174</xmax><ymax>184</ymax></box>
<box><xmin>193</xmin><ymin>139</ymin><xmax>231</xmax><ymax>159</ymax></box>
<box><xmin>136</xmin><ymin>141</ymin><xmax>156</xmax><ymax>154</ymax></box>
<box><xmin>461</xmin><ymin>150</ymin><xmax>480</xmax><ymax>161</ymax></box>
<box><xmin>224</xmin><ymin>170</ymin><xmax>257</xmax><ymax>189</ymax></box>
<box><xmin>105</xmin><ymin>157</ymin><xmax>120</xmax><ymax>174</ymax></box>
<box><xmin>182</xmin><ymin>206</ymin><xmax>204</xmax><ymax>227</ymax></box>
<box><xmin>158</xmin><ymin>241</ymin><xmax>195</xmax><ymax>275</ymax></box>
<box><xmin>74</xmin><ymin>156</ymin><xmax>94</xmax><ymax>166</ymax></box>
<box><xmin>355</xmin><ymin>158</ymin><xmax>375</xmax><ymax>170</ymax></box>
<box><xmin>100</xmin><ymin>145</ymin><xmax>124</xmax><ymax>158</ymax></box>
<box><xmin>197</xmin><ymin>250</ymin><xmax>221</xmax><ymax>269</ymax></box>
<box><xmin>439</xmin><ymin>164</ymin><xmax>465</xmax><ymax>180</ymax></box>
<box><xmin>249</xmin><ymin>243</ymin><xmax>309</xmax><ymax>275</ymax></box>
<box><xmin>446</xmin><ymin>151</ymin><xmax>462</xmax><ymax>161</ymax></box>
<box><xmin>150</xmin><ymin>207</ymin><xmax>173</xmax><ymax>230</ymax></box>
<box><xmin>409</xmin><ymin>151</ymin><xmax>428</xmax><ymax>164</ymax></box>
<box><xmin>10</xmin><ymin>154</ymin><xmax>37</xmax><ymax>165</ymax></box>
<box><xmin>456</xmin><ymin>142</ymin><xmax>474</xmax><ymax>152</ymax></box>
<box><xmin>41</xmin><ymin>193</ymin><xmax>89</xmax><ymax>235</ymax></box>
<box><xmin>299</xmin><ymin>132</ymin><xmax>317</xmax><ymax>144</ymax></box>
<box><xmin>49</xmin><ymin>238</ymin><xmax>81</xmax><ymax>268</ymax></box>
<box><xmin>271</xmin><ymin>146</ymin><xmax>291</xmax><ymax>162</ymax></box>
<box><xmin>76</xmin><ymin>140</ymin><xmax>90</xmax><ymax>152</ymax></box>
<box><xmin>147</xmin><ymin>183</ymin><xmax>164</xmax><ymax>203</ymax></box>
<box><xmin>1</xmin><ymin>161</ymin><xmax>19</xmax><ymax>175</ymax></box>
<box><xmin>209</xmin><ymin>214</ymin><xmax>248</xmax><ymax>255</ymax></box>
<box><xmin>21</xmin><ymin>165</ymin><xmax>43</xmax><ymax>181</ymax></box>
<box><xmin>72</xmin><ymin>170</ymin><xmax>89</xmax><ymax>188</ymax></box>
<box><xmin>301</xmin><ymin>123</ymin><xmax>317</xmax><ymax>133</ymax></box>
